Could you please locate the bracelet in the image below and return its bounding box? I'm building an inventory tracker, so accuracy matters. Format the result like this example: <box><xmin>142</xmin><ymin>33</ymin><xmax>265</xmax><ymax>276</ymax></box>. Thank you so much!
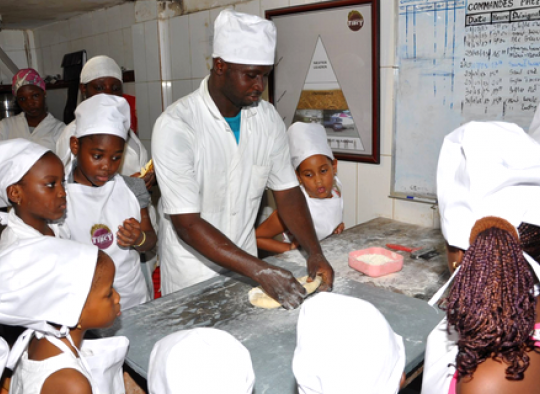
<box><xmin>134</xmin><ymin>232</ymin><xmax>146</xmax><ymax>248</ymax></box>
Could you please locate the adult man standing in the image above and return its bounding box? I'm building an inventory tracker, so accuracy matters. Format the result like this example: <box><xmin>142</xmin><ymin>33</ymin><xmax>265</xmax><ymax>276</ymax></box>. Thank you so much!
<box><xmin>152</xmin><ymin>9</ymin><xmax>333</xmax><ymax>309</ymax></box>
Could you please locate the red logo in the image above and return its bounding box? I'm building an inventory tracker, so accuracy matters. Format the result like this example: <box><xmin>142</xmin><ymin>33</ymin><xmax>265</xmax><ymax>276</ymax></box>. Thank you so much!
<box><xmin>91</xmin><ymin>224</ymin><xmax>114</xmax><ymax>250</ymax></box>
<box><xmin>347</xmin><ymin>10</ymin><xmax>364</xmax><ymax>32</ymax></box>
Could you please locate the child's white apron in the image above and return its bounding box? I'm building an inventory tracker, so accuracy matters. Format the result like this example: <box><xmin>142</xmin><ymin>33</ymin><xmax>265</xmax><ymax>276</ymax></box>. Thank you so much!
<box><xmin>65</xmin><ymin>174</ymin><xmax>149</xmax><ymax>310</ymax></box>
<box><xmin>300</xmin><ymin>178</ymin><xmax>343</xmax><ymax>241</ymax></box>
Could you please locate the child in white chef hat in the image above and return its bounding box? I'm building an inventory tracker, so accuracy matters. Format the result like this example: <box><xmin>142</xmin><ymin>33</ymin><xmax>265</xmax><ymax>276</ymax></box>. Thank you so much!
<box><xmin>0</xmin><ymin>237</ymin><xmax>126</xmax><ymax>394</ymax></box>
<box><xmin>148</xmin><ymin>327</ymin><xmax>255</xmax><ymax>394</ymax></box>
<box><xmin>256</xmin><ymin>122</ymin><xmax>344</xmax><ymax>254</ymax></box>
<box><xmin>293</xmin><ymin>292</ymin><xmax>406</xmax><ymax>394</ymax></box>
<box><xmin>0</xmin><ymin>138</ymin><xmax>68</xmax><ymax>241</ymax></box>
<box><xmin>65</xmin><ymin>94</ymin><xmax>156</xmax><ymax>310</ymax></box>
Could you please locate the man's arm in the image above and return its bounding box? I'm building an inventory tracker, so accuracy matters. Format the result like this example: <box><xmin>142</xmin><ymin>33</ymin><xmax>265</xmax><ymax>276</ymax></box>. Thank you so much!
<box><xmin>171</xmin><ymin>213</ymin><xmax>306</xmax><ymax>309</ymax></box>
<box><xmin>273</xmin><ymin>187</ymin><xmax>334</xmax><ymax>291</ymax></box>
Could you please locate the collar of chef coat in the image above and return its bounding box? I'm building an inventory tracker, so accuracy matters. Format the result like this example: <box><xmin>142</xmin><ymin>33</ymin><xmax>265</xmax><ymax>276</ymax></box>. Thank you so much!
<box><xmin>148</xmin><ymin>328</ymin><xmax>255</xmax><ymax>394</ymax></box>
<box><xmin>293</xmin><ymin>293</ymin><xmax>405</xmax><ymax>394</ymax></box>
<box><xmin>200</xmin><ymin>76</ymin><xmax>258</xmax><ymax>126</ymax></box>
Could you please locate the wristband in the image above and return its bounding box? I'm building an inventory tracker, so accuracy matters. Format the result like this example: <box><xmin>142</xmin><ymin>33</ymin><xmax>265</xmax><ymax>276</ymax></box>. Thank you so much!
<box><xmin>134</xmin><ymin>231</ymin><xmax>146</xmax><ymax>248</ymax></box>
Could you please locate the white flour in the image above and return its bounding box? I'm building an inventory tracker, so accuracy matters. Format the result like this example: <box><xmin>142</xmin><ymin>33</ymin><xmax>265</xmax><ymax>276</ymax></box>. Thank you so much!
<box><xmin>356</xmin><ymin>254</ymin><xmax>393</xmax><ymax>266</ymax></box>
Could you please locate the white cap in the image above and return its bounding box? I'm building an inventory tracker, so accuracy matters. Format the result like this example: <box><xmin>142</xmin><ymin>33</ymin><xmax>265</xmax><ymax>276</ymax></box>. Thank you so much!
<box><xmin>0</xmin><ymin>338</ymin><xmax>8</xmax><ymax>378</ymax></box>
<box><xmin>0</xmin><ymin>237</ymin><xmax>98</xmax><ymax>334</ymax></box>
<box><xmin>288</xmin><ymin>122</ymin><xmax>334</xmax><ymax>170</ymax></box>
<box><xmin>148</xmin><ymin>328</ymin><xmax>255</xmax><ymax>394</ymax></box>
<box><xmin>293</xmin><ymin>293</ymin><xmax>405</xmax><ymax>394</ymax></box>
<box><xmin>213</xmin><ymin>9</ymin><xmax>276</xmax><ymax>65</ymax></box>
<box><xmin>0</xmin><ymin>138</ymin><xmax>50</xmax><ymax>208</ymax></box>
<box><xmin>74</xmin><ymin>94</ymin><xmax>130</xmax><ymax>140</ymax></box>
<box><xmin>80</xmin><ymin>55</ymin><xmax>122</xmax><ymax>84</ymax></box>
<box><xmin>437</xmin><ymin>121</ymin><xmax>540</xmax><ymax>250</ymax></box>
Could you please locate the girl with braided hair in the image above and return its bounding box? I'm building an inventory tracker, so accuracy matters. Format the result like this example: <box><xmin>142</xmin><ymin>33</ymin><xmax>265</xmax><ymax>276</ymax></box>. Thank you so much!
<box><xmin>445</xmin><ymin>217</ymin><xmax>540</xmax><ymax>393</ymax></box>
<box><xmin>421</xmin><ymin>121</ymin><xmax>540</xmax><ymax>394</ymax></box>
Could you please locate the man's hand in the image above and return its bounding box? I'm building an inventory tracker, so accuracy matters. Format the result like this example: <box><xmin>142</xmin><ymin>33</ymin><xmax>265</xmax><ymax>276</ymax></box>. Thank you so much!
<box><xmin>255</xmin><ymin>266</ymin><xmax>306</xmax><ymax>310</ymax></box>
<box><xmin>307</xmin><ymin>253</ymin><xmax>334</xmax><ymax>292</ymax></box>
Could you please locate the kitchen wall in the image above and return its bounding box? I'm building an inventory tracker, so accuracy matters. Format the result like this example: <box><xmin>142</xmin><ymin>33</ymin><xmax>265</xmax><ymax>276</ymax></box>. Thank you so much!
<box><xmin>2</xmin><ymin>0</ymin><xmax>440</xmax><ymax>229</ymax></box>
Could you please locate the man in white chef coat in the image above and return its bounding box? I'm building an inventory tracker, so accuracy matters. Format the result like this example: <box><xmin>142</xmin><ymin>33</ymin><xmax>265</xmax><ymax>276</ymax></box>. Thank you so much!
<box><xmin>152</xmin><ymin>9</ymin><xmax>334</xmax><ymax>309</ymax></box>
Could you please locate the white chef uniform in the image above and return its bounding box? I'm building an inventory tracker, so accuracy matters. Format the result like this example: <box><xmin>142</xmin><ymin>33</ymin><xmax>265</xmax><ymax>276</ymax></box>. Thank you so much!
<box><xmin>0</xmin><ymin>338</ymin><xmax>8</xmax><ymax>378</ymax></box>
<box><xmin>64</xmin><ymin>95</ymin><xmax>149</xmax><ymax>310</ymax></box>
<box><xmin>287</xmin><ymin>122</ymin><xmax>343</xmax><ymax>241</ymax></box>
<box><xmin>0</xmin><ymin>112</ymin><xmax>65</xmax><ymax>152</ymax></box>
<box><xmin>148</xmin><ymin>328</ymin><xmax>255</xmax><ymax>394</ymax></box>
<box><xmin>421</xmin><ymin>121</ymin><xmax>540</xmax><ymax>394</ymax></box>
<box><xmin>153</xmin><ymin>77</ymin><xmax>298</xmax><ymax>294</ymax></box>
<box><xmin>0</xmin><ymin>236</ymin><xmax>128</xmax><ymax>394</ymax></box>
<box><xmin>152</xmin><ymin>9</ymin><xmax>298</xmax><ymax>294</ymax></box>
<box><xmin>293</xmin><ymin>292</ymin><xmax>405</xmax><ymax>394</ymax></box>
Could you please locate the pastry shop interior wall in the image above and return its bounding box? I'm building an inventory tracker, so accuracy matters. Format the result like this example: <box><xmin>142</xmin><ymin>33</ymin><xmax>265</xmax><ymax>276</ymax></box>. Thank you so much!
<box><xmin>0</xmin><ymin>0</ymin><xmax>439</xmax><ymax>230</ymax></box>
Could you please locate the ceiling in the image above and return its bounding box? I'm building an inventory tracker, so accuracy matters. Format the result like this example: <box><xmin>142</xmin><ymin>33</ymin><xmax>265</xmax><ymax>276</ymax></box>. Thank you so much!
<box><xmin>0</xmin><ymin>0</ymin><xmax>130</xmax><ymax>29</ymax></box>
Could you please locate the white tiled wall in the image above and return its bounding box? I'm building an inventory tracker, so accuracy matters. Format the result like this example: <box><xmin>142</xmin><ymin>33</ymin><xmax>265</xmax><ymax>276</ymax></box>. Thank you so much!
<box><xmin>0</xmin><ymin>30</ymin><xmax>30</xmax><ymax>85</ymax></box>
<box><xmin>17</xmin><ymin>0</ymin><xmax>438</xmax><ymax>230</ymax></box>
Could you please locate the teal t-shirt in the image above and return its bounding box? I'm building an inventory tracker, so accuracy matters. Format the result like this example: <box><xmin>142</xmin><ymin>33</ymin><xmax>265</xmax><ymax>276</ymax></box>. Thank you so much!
<box><xmin>224</xmin><ymin>112</ymin><xmax>241</xmax><ymax>144</ymax></box>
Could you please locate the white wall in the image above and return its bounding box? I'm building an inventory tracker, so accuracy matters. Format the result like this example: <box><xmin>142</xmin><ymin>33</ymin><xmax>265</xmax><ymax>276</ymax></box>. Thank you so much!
<box><xmin>0</xmin><ymin>30</ymin><xmax>31</xmax><ymax>84</ymax></box>
<box><xmin>21</xmin><ymin>0</ymin><xmax>440</xmax><ymax>230</ymax></box>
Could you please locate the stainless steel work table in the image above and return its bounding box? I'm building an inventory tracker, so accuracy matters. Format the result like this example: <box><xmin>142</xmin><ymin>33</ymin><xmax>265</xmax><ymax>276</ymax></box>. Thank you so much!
<box><xmin>98</xmin><ymin>218</ymin><xmax>450</xmax><ymax>393</ymax></box>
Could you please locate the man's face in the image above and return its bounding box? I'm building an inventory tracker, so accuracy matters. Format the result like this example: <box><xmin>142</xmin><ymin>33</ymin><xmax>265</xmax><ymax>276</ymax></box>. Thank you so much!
<box><xmin>222</xmin><ymin>63</ymin><xmax>273</xmax><ymax>108</ymax></box>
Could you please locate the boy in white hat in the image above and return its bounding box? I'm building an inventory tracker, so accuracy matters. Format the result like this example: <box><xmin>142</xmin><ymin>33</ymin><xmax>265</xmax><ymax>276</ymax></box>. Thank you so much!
<box><xmin>64</xmin><ymin>94</ymin><xmax>155</xmax><ymax>310</ymax></box>
<box><xmin>293</xmin><ymin>292</ymin><xmax>406</xmax><ymax>394</ymax></box>
<box><xmin>422</xmin><ymin>121</ymin><xmax>540</xmax><ymax>394</ymax></box>
<box><xmin>257</xmin><ymin>122</ymin><xmax>344</xmax><ymax>253</ymax></box>
<box><xmin>55</xmin><ymin>55</ymin><xmax>154</xmax><ymax>189</ymax></box>
<box><xmin>152</xmin><ymin>9</ymin><xmax>333</xmax><ymax>308</ymax></box>
<box><xmin>148</xmin><ymin>328</ymin><xmax>255</xmax><ymax>394</ymax></box>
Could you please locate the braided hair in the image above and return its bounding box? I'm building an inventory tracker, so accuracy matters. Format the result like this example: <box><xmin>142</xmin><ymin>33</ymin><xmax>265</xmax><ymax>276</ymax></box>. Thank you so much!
<box><xmin>446</xmin><ymin>217</ymin><xmax>538</xmax><ymax>380</ymax></box>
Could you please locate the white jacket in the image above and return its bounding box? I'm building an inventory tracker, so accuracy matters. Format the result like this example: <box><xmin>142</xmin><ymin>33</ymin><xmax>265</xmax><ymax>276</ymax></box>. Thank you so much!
<box><xmin>0</xmin><ymin>112</ymin><xmax>65</xmax><ymax>152</ymax></box>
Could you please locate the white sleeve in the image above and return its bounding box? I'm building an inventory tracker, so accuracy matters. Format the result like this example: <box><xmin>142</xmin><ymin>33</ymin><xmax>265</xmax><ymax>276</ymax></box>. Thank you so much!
<box><xmin>152</xmin><ymin>112</ymin><xmax>201</xmax><ymax>215</ymax></box>
<box><xmin>56</xmin><ymin>122</ymin><xmax>76</xmax><ymax>168</ymax></box>
<box><xmin>266</xmin><ymin>107</ymin><xmax>299</xmax><ymax>191</ymax></box>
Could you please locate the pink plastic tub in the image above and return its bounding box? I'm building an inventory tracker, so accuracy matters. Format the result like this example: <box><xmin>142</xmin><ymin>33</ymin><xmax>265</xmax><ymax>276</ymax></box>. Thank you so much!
<box><xmin>348</xmin><ymin>247</ymin><xmax>403</xmax><ymax>277</ymax></box>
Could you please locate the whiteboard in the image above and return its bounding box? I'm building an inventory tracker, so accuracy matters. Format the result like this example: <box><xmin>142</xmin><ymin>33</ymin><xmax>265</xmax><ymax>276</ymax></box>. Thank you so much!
<box><xmin>392</xmin><ymin>0</ymin><xmax>540</xmax><ymax>199</ymax></box>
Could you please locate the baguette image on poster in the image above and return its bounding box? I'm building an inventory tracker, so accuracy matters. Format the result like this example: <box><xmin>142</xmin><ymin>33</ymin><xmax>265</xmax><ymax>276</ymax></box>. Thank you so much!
<box><xmin>292</xmin><ymin>36</ymin><xmax>364</xmax><ymax>153</ymax></box>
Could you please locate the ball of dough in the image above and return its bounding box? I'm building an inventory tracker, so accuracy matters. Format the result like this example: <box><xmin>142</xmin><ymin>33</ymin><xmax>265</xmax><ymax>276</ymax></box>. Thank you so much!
<box><xmin>248</xmin><ymin>275</ymin><xmax>323</xmax><ymax>309</ymax></box>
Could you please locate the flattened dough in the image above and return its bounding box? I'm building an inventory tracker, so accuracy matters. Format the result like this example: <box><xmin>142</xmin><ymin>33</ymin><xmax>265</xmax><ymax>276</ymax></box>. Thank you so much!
<box><xmin>248</xmin><ymin>275</ymin><xmax>323</xmax><ymax>309</ymax></box>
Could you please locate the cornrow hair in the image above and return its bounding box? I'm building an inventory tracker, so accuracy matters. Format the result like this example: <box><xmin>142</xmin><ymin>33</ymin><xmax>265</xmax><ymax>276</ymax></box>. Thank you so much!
<box><xmin>446</xmin><ymin>217</ymin><xmax>537</xmax><ymax>380</ymax></box>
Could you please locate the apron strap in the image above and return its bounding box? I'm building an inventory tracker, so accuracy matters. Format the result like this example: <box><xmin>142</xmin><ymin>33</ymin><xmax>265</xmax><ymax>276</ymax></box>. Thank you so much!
<box><xmin>428</xmin><ymin>266</ymin><xmax>461</xmax><ymax>308</ymax></box>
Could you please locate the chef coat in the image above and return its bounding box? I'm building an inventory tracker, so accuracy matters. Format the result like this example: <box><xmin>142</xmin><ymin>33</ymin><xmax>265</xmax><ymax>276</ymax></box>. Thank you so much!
<box><xmin>152</xmin><ymin>76</ymin><xmax>299</xmax><ymax>295</ymax></box>
<box><xmin>56</xmin><ymin>121</ymin><xmax>148</xmax><ymax>177</ymax></box>
<box><xmin>0</xmin><ymin>338</ymin><xmax>7</xmax><ymax>377</ymax></box>
<box><xmin>65</xmin><ymin>174</ymin><xmax>149</xmax><ymax>310</ymax></box>
<box><xmin>0</xmin><ymin>112</ymin><xmax>65</xmax><ymax>152</ymax></box>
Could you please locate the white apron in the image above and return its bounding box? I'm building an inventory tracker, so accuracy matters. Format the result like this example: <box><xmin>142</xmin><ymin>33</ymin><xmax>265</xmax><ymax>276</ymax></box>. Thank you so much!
<box><xmin>0</xmin><ymin>112</ymin><xmax>65</xmax><ymax>152</ymax></box>
<box><xmin>301</xmin><ymin>178</ymin><xmax>343</xmax><ymax>241</ymax></box>
<box><xmin>65</xmin><ymin>174</ymin><xmax>149</xmax><ymax>310</ymax></box>
<box><xmin>0</xmin><ymin>338</ymin><xmax>7</xmax><ymax>377</ymax></box>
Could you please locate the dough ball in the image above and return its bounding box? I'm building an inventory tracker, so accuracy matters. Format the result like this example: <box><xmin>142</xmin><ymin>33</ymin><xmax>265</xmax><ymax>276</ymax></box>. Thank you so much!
<box><xmin>248</xmin><ymin>275</ymin><xmax>322</xmax><ymax>309</ymax></box>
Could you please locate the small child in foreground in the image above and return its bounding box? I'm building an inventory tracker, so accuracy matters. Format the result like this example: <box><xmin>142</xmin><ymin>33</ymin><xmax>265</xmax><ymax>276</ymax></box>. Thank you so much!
<box><xmin>256</xmin><ymin>122</ymin><xmax>344</xmax><ymax>254</ymax></box>
<box><xmin>66</xmin><ymin>94</ymin><xmax>156</xmax><ymax>310</ymax></box>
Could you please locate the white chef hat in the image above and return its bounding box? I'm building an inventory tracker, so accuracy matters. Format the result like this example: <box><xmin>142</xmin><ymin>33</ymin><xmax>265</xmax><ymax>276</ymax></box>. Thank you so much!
<box><xmin>0</xmin><ymin>338</ymin><xmax>8</xmax><ymax>377</ymax></box>
<box><xmin>288</xmin><ymin>122</ymin><xmax>334</xmax><ymax>170</ymax></box>
<box><xmin>437</xmin><ymin>121</ymin><xmax>540</xmax><ymax>251</ymax></box>
<box><xmin>213</xmin><ymin>9</ymin><xmax>276</xmax><ymax>65</ymax></box>
<box><xmin>293</xmin><ymin>293</ymin><xmax>405</xmax><ymax>394</ymax></box>
<box><xmin>80</xmin><ymin>55</ymin><xmax>122</xmax><ymax>84</ymax></box>
<box><xmin>0</xmin><ymin>138</ymin><xmax>50</xmax><ymax>208</ymax></box>
<box><xmin>148</xmin><ymin>328</ymin><xmax>255</xmax><ymax>394</ymax></box>
<box><xmin>0</xmin><ymin>237</ymin><xmax>98</xmax><ymax>334</ymax></box>
<box><xmin>74</xmin><ymin>94</ymin><xmax>130</xmax><ymax>140</ymax></box>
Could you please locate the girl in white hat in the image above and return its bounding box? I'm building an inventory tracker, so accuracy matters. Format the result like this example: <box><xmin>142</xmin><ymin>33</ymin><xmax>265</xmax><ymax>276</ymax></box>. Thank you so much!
<box><xmin>256</xmin><ymin>122</ymin><xmax>344</xmax><ymax>253</ymax></box>
<box><xmin>422</xmin><ymin>121</ymin><xmax>540</xmax><ymax>394</ymax></box>
<box><xmin>0</xmin><ymin>138</ymin><xmax>69</xmax><ymax>244</ymax></box>
<box><xmin>0</xmin><ymin>238</ymin><xmax>125</xmax><ymax>394</ymax></box>
<box><xmin>64</xmin><ymin>94</ymin><xmax>155</xmax><ymax>310</ymax></box>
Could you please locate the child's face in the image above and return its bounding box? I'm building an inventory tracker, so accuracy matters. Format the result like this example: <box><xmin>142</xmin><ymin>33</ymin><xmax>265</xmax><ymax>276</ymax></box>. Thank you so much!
<box><xmin>8</xmin><ymin>152</ymin><xmax>66</xmax><ymax>221</ymax></box>
<box><xmin>80</xmin><ymin>253</ymin><xmax>121</xmax><ymax>330</ymax></box>
<box><xmin>16</xmin><ymin>85</ymin><xmax>47</xmax><ymax>120</ymax></box>
<box><xmin>296</xmin><ymin>155</ymin><xmax>337</xmax><ymax>199</ymax></box>
<box><xmin>70</xmin><ymin>134</ymin><xmax>125</xmax><ymax>187</ymax></box>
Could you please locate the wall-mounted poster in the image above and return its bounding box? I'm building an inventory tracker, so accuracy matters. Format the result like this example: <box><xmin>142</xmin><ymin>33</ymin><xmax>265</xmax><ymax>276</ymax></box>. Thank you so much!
<box><xmin>267</xmin><ymin>0</ymin><xmax>380</xmax><ymax>163</ymax></box>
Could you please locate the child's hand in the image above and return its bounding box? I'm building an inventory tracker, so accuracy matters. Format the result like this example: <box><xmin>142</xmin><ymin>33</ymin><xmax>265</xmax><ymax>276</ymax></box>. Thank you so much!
<box><xmin>117</xmin><ymin>218</ymin><xmax>144</xmax><ymax>247</ymax></box>
<box><xmin>289</xmin><ymin>239</ymin><xmax>300</xmax><ymax>250</ymax></box>
<box><xmin>333</xmin><ymin>222</ymin><xmax>345</xmax><ymax>235</ymax></box>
